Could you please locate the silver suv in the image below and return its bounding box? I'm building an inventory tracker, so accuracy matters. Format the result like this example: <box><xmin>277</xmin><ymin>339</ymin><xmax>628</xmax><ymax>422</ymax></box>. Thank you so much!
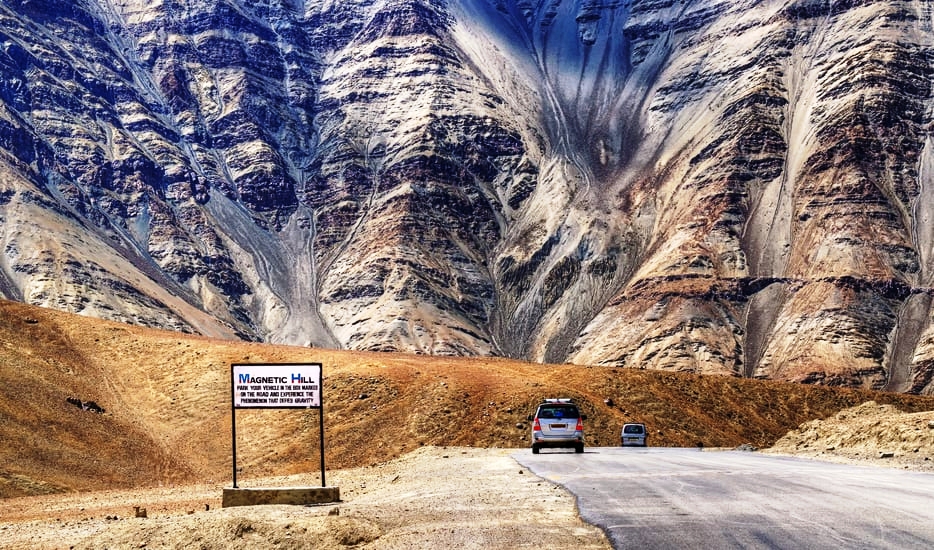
<box><xmin>529</xmin><ymin>398</ymin><xmax>586</xmax><ymax>454</ymax></box>
<box><xmin>621</xmin><ymin>423</ymin><xmax>647</xmax><ymax>446</ymax></box>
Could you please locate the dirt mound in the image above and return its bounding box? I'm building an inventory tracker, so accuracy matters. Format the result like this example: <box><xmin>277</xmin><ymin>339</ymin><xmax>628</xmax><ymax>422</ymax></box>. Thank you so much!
<box><xmin>766</xmin><ymin>402</ymin><xmax>934</xmax><ymax>470</ymax></box>
<box><xmin>73</xmin><ymin>510</ymin><xmax>382</xmax><ymax>550</ymax></box>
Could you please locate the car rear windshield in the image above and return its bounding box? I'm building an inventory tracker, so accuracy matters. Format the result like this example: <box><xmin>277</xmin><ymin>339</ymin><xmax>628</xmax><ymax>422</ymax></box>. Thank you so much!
<box><xmin>624</xmin><ymin>424</ymin><xmax>645</xmax><ymax>434</ymax></box>
<box><xmin>537</xmin><ymin>405</ymin><xmax>580</xmax><ymax>419</ymax></box>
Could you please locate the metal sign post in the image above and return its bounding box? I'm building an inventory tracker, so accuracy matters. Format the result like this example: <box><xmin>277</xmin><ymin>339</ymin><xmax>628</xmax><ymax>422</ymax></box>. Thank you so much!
<box><xmin>229</xmin><ymin>363</ymin><xmax>325</xmax><ymax>488</ymax></box>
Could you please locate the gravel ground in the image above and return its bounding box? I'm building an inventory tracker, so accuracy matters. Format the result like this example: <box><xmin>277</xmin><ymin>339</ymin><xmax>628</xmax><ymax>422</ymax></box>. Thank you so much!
<box><xmin>0</xmin><ymin>447</ymin><xmax>609</xmax><ymax>549</ymax></box>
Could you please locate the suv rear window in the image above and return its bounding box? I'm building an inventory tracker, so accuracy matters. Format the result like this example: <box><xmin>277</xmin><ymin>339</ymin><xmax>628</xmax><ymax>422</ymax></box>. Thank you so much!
<box><xmin>623</xmin><ymin>424</ymin><xmax>645</xmax><ymax>434</ymax></box>
<box><xmin>537</xmin><ymin>404</ymin><xmax>580</xmax><ymax>419</ymax></box>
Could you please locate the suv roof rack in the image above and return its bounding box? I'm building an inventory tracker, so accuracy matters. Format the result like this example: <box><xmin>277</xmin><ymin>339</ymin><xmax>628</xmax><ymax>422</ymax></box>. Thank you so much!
<box><xmin>541</xmin><ymin>398</ymin><xmax>574</xmax><ymax>403</ymax></box>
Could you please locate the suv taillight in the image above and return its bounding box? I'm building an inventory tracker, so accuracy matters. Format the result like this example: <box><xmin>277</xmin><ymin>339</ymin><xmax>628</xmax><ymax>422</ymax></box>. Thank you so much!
<box><xmin>575</xmin><ymin>418</ymin><xmax>583</xmax><ymax>431</ymax></box>
<box><xmin>533</xmin><ymin>418</ymin><xmax>541</xmax><ymax>431</ymax></box>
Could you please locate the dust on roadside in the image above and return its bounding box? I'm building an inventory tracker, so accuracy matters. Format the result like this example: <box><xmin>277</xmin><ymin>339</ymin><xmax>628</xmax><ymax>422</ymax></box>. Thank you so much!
<box><xmin>0</xmin><ymin>446</ymin><xmax>609</xmax><ymax>549</ymax></box>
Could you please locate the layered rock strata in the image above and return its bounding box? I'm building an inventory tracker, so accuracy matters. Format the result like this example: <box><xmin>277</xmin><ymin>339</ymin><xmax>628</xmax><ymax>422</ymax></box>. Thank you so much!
<box><xmin>0</xmin><ymin>0</ymin><xmax>933</xmax><ymax>393</ymax></box>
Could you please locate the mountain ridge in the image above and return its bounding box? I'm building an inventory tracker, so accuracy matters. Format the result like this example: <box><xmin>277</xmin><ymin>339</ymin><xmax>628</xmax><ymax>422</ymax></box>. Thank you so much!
<box><xmin>1</xmin><ymin>0</ymin><xmax>933</xmax><ymax>391</ymax></box>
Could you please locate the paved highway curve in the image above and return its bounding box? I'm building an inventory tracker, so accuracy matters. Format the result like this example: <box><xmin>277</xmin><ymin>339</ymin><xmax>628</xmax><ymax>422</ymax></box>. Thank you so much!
<box><xmin>514</xmin><ymin>447</ymin><xmax>934</xmax><ymax>549</ymax></box>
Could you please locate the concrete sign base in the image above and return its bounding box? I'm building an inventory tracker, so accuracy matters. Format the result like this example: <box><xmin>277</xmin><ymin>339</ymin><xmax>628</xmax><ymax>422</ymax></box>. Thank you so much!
<box><xmin>222</xmin><ymin>486</ymin><xmax>340</xmax><ymax>508</ymax></box>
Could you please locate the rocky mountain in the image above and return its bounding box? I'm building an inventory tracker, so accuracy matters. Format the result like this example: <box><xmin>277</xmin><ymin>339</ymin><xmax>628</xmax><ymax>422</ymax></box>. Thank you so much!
<box><xmin>1</xmin><ymin>0</ymin><xmax>933</xmax><ymax>393</ymax></box>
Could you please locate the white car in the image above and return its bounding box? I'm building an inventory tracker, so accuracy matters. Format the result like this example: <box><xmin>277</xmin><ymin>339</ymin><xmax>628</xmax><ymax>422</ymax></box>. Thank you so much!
<box><xmin>529</xmin><ymin>398</ymin><xmax>586</xmax><ymax>454</ymax></box>
<box><xmin>621</xmin><ymin>423</ymin><xmax>648</xmax><ymax>447</ymax></box>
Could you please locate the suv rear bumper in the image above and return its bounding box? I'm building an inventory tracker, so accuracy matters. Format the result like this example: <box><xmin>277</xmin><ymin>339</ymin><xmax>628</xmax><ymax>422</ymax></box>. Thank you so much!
<box><xmin>532</xmin><ymin>433</ymin><xmax>584</xmax><ymax>448</ymax></box>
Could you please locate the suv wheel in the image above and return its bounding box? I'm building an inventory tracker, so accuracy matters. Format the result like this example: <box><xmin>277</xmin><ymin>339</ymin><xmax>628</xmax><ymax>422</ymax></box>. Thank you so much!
<box><xmin>575</xmin><ymin>444</ymin><xmax>584</xmax><ymax>453</ymax></box>
<box><xmin>532</xmin><ymin>444</ymin><xmax>540</xmax><ymax>454</ymax></box>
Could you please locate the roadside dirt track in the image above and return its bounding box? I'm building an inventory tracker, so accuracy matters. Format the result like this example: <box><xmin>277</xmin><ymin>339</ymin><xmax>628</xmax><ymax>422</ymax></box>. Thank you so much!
<box><xmin>0</xmin><ymin>447</ymin><xmax>608</xmax><ymax>549</ymax></box>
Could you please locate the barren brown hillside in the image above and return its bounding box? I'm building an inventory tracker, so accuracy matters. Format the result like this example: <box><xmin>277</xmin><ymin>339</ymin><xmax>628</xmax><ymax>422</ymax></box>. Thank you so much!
<box><xmin>3</xmin><ymin>298</ymin><xmax>934</xmax><ymax>499</ymax></box>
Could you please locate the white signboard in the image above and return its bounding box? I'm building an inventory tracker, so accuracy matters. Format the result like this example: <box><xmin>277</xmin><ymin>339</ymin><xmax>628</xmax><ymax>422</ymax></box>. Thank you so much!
<box><xmin>231</xmin><ymin>363</ymin><xmax>321</xmax><ymax>409</ymax></box>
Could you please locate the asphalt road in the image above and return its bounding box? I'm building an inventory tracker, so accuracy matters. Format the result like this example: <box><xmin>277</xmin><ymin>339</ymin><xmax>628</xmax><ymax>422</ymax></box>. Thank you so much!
<box><xmin>514</xmin><ymin>447</ymin><xmax>934</xmax><ymax>549</ymax></box>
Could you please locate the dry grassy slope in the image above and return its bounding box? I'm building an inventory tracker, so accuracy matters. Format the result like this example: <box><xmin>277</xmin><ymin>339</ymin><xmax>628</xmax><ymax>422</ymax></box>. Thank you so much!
<box><xmin>3</xmin><ymin>298</ymin><xmax>934</xmax><ymax>499</ymax></box>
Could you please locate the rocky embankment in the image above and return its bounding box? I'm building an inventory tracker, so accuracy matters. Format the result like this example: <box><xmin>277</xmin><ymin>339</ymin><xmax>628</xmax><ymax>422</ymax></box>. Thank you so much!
<box><xmin>766</xmin><ymin>402</ymin><xmax>934</xmax><ymax>471</ymax></box>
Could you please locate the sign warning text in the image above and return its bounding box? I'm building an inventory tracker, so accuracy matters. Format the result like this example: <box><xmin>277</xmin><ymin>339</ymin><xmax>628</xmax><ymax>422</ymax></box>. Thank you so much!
<box><xmin>232</xmin><ymin>363</ymin><xmax>322</xmax><ymax>409</ymax></box>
